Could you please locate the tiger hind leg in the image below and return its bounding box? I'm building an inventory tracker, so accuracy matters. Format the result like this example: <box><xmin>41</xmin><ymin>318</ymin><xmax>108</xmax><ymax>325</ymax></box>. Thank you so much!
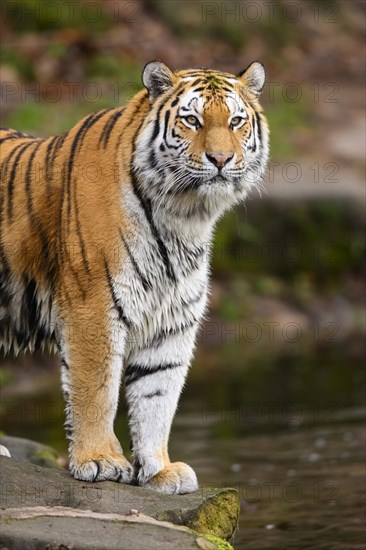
<box><xmin>59</xmin><ymin>295</ymin><xmax>133</xmax><ymax>483</ymax></box>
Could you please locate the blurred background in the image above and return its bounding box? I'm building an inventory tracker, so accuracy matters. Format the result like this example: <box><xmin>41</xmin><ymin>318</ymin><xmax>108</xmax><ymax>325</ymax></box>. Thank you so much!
<box><xmin>0</xmin><ymin>1</ymin><xmax>365</xmax><ymax>548</ymax></box>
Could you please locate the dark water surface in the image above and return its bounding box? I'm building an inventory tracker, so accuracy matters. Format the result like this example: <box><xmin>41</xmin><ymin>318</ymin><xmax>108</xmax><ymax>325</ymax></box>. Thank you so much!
<box><xmin>1</xmin><ymin>343</ymin><xmax>365</xmax><ymax>549</ymax></box>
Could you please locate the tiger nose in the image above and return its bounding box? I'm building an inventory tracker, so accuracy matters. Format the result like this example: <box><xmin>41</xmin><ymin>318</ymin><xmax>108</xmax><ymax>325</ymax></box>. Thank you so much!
<box><xmin>205</xmin><ymin>152</ymin><xmax>234</xmax><ymax>169</ymax></box>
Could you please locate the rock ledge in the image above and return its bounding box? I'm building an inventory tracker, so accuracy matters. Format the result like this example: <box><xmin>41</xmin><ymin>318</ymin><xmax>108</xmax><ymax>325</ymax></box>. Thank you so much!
<box><xmin>0</xmin><ymin>437</ymin><xmax>239</xmax><ymax>550</ymax></box>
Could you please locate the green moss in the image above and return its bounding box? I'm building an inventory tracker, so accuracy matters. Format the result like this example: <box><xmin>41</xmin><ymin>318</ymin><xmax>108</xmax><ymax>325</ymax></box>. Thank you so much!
<box><xmin>32</xmin><ymin>449</ymin><xmax>62</xmax><ymax>469</ymax></box>
<box><xmin>198</xmin><ymin>534</ymin><xmax>234</xmax><ymax>550</ymax></box>
<box><xmin>184</xmin><ymin>490</ymin><xmax>240</xmax><ymax>540</ymax></box>
<box><xmin>155</xmin><ymin>489</ymin><xmax>239</xmax><ymax>541</ymax></box>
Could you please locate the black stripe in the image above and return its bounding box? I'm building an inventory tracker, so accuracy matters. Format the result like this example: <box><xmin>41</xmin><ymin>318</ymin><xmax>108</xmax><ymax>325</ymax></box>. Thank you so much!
<box><xmin>149</xmin><ymin>149</ymin><xmax>158</xmax><ymax>168</ymax></box>
<box><xmin>24</xmin><ymin>278</ymin><xmax>39</xmax><ymax>328</ymax></box>
<box><xmin>66</xmin><ymin>110</ymin><xmax>109</xmax><ymax>218</ymax></box>
<box><xmin>64</xmin><ymin>114</ymin><xmax>102</xmax><ymax>272</ymax></box>
<box><xmin>45</xmin><ymin>134</ymin><xmax>63</xmax><ymax>198</ymax></box>
<box><xmin>98</xmin><ymin>112</ymin><xmax>114</xmax><ymax>147</ymax></box>
<box><xmin>125</xmin><ymin>363</ymin><xmax>183</xmax><ymax>386</ymax></box>
<box><xmin>45</xmin><ymin>137</ymin><xmax>56</xmax><ymax>177</ymax></box>
<box><xmin>115</xmin><ymin>94</ymin><xmax>149</xmax><ymax>154</ymax></box>
<box><xmin>57</xmin><ymin>166</ymin><xmax>87</xmax><ymax>300</ymax></box>
<box><xmin>130</xmin><ymin>167</ymin><xmax>176</xmax><ymax>281</ymax></box>
<box><xmin>148</xmin><ymin>86</ymin><xmax>184</xmax><ymax>146</ymax></box>
<box><xmin>61</xmin><ymin>358</ymin><xmax>69</xmax><ymax>371</ymax></box>
<box><xmin>143</xmin><ymin>390</ymin><xmax>164</xmax><ymax>399</ymax></box>
<box><xmin>118</xmin><ymin>228</ymin><xmax>151</xmax><ymax>290</ymax></box>
<box><xmin>182</xmin><ymin>286</ymin><xmax>206</xmax><ymax>307</ymax></box>
<box><xmin>0</xmin><ymin>135</ymin><xmax>33</xmax><ymax>145</ymax></box>
<box><xmin>149</xmin><ymin>102</ymin><xmax>165</xmax><ymax>145</ymax></box>
<box><xmin>1</xmin><ymin>141</ymin><xmax>30</xmax><ymax>179</ymax></box>
<box><xmin>0</xmin><ymin>128</ymin><xmax>31</xmax><ymax>137</ymax></box>
<box><xmin>191</xmin><ymin>78</ymin><xmax>204</xmax><ymax>86</ymax></box>
<box><xmin>182</xmin><ymin>71</ymin><xmax>209</xmax><ymax>77</ymax></box>
<box><xmin>66</xmin><ymin>111</ymin><xmax>105</xmax><ymax>218</ymax></box>
<box><xmin>148</xmin><ymin>319</ymin><xmax>197</xmax><ymax>347</ymax></box>
<box><xmin>25</xmin><ymin>141</ymin><xmax>42</xmax><ymax>222</ymax></box>
<box><xmin>103</xmin><ymin>258</ymin><xmax>132</xmax><ymax>328</ymax></box>
<box><xmin>72</xmin><ymin>187</ymin><xmax>91</xmax><ymax>276</ymax></box>
<box><xmin>131</xmin><ymin>458</ymin><xmax>142</xmax><ymax>484</ymax></box>
<box><xmin>251</xmin><ymin>116</ymin><xmax>258</xmax><ymax>153</ymax></box>
<box><xmin>64</xmin><ymin>425</ymin><xmax>73</xmax><ymax>439</ymax></box>
<box><xmin>163</xmin><ymin>110</ymin><xmax>171</xmax><ymax>143</ymax></box>
<box><xmin>77</xmin><ymin>109</ymin><xmax>111</xmax><ymax>151</ymax></box>
<box><xmin>98</xmin><ymin>108</ymin><xmax>124</xmax><ymax>149</ymax></box>
<box><xmin>7</xmin><ymin>141</ymin><xmax>37</xmax><ymax>220</ymax></box>
<box><xmin>67</xmin><ymin>110</ymin><xmax>112</xmax><ymax>276</ymax></box>
<box><xmin>184</xmin><ymin>70</ymin><xmax>231</xmax><ymax>78</ymax></box>
<box><xmin>255</xmin><ymin>112</ymin><xmax>262</xmax><ymax>142</ymax></box>
<box><xmin>92</xmin><ymin>460</ymin><xmax>101</xmax><ymax>482</ymax></box>
<box><xmin>34</xmin><ymin>325</ymin><xmax>49</xmax><ymax>351</ymax></box>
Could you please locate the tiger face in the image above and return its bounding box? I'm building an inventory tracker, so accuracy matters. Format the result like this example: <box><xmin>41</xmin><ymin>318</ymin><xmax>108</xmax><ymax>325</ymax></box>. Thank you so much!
<box><xmin>136</xmin><ymin>61</ymin><xmax>269</xmax><ymax>216</ymax></box>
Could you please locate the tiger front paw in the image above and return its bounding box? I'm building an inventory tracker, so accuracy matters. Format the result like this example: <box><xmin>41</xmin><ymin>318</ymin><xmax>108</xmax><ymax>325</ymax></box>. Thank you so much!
<box><xmin>141</xmin><ymin>461</ymin><xmax>198</xmax><ymax>495</ymax></box>
<box><xmin>70</xmin><ymin>452</ymin><xmax>133</xmax><ymax>483</ymax></box>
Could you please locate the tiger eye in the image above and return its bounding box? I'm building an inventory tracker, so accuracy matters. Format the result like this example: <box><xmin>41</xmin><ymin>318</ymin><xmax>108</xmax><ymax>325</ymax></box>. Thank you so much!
<box><xmin>185</xmin><ymin>115</ymin><xmax>199</xmax><ymax>127</ymax></box>
<box><xmin>231</xmin><ymin>116</ymin><xmax>243</xmax><ymax>127</ymax></box>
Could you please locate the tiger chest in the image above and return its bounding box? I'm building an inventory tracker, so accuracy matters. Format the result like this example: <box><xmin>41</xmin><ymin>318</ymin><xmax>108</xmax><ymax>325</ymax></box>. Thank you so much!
<box><xmin>118</xmin><ymin>247</ymin><xmax>209</xmax><ymax>354</ymax></box>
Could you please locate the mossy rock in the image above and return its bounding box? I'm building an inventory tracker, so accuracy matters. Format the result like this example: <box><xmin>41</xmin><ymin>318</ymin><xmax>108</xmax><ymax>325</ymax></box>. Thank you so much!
<box><xmin>0</xmin><ymin>451</ymin><xmax>240</xmax><ymax>548</ymax></box>
<box><xmin>0</xmin><ymin>435</ymin><xmax>62</xmax><ymax>469</ymax></box>
<box><xmin>156</xmin><ymin>488</ymin><xmax>239</xmax><ymax>540</ymax></box>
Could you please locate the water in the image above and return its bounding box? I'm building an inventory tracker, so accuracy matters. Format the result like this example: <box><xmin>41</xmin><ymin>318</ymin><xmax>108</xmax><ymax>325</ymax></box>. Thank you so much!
<box><xmin>1</xmin><ymin>341</ymin><xmax>365</xmax><ymax>549</ymax></box>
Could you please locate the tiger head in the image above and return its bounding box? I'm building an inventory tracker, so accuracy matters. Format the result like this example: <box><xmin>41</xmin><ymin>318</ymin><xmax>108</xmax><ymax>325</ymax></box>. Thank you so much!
<box><xmin>135</xmin><ymin>61</ymin><xmax>269</xmax><ymax>218</ymax></box>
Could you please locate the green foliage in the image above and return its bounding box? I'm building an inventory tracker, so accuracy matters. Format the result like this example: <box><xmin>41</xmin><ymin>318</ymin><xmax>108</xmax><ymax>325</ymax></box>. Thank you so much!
<box><xmin>265</xmin><ymin>86</ymin><xmax>314</xmax><ymax>159</ymax></box>
<box><xmin>0</xmin><ymin>48</ymin><xmax>35</xmax><ymax>80</ymax></box>
<box><xmin>147</xmin><ymin>0</ymin><xmax>300</xmax><ymax>53</ymax></box>
<box><xmin>2</xmin><ymin>101</ymin><xmax>110</xmax><ymax>136</ymax></box>
<box><xmin>212</xmin><ymin>199</ymin><xmax>365</xmax><ymax>289</ymax></box>
<box><xmin>85</xmin><ymin>55</ymin><xmax>141</xmax><ymax>84</ymax></box>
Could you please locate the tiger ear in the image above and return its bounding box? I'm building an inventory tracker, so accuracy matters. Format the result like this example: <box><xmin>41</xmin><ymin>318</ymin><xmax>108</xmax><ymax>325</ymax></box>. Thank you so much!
<box><xmin>142</xmin><ymin>61</ymin><xmax>175</xmax><ymax>101</ymax></box>
<box><xmin>237</xmin><ymin>61</ymin><xmax>266</xmax><ymax>96</ymax></box>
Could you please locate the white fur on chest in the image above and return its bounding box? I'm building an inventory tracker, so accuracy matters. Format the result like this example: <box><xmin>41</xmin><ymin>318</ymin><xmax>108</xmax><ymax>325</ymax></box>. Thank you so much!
<box><xmin>120</xmin><ymin>240</ymin><xmax>209</xmax><ymax>357</ymax></box>
<box><xmin>116</xmin><ymin>192</ymin><xmax>212</xmax><ymax>358</ymax></box>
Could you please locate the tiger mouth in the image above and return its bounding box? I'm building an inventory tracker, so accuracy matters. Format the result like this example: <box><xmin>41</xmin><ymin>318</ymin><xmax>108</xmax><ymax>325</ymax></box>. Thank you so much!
<box><xmin>195</xmin><ymin>173</ymin><xmax>235</xmax><ymax>186</ymax></box>
<box><xmin>166</xmin><ymin>174</ymin><xmax>236</xmax><ymax>196</ymax></box>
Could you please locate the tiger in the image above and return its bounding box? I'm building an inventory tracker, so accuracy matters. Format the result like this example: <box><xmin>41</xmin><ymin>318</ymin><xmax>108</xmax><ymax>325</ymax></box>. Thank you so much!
<box><xmin>0</xmin><ymin>61</ymin><xmax>269</xmax><ymax>494</ymax></box>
